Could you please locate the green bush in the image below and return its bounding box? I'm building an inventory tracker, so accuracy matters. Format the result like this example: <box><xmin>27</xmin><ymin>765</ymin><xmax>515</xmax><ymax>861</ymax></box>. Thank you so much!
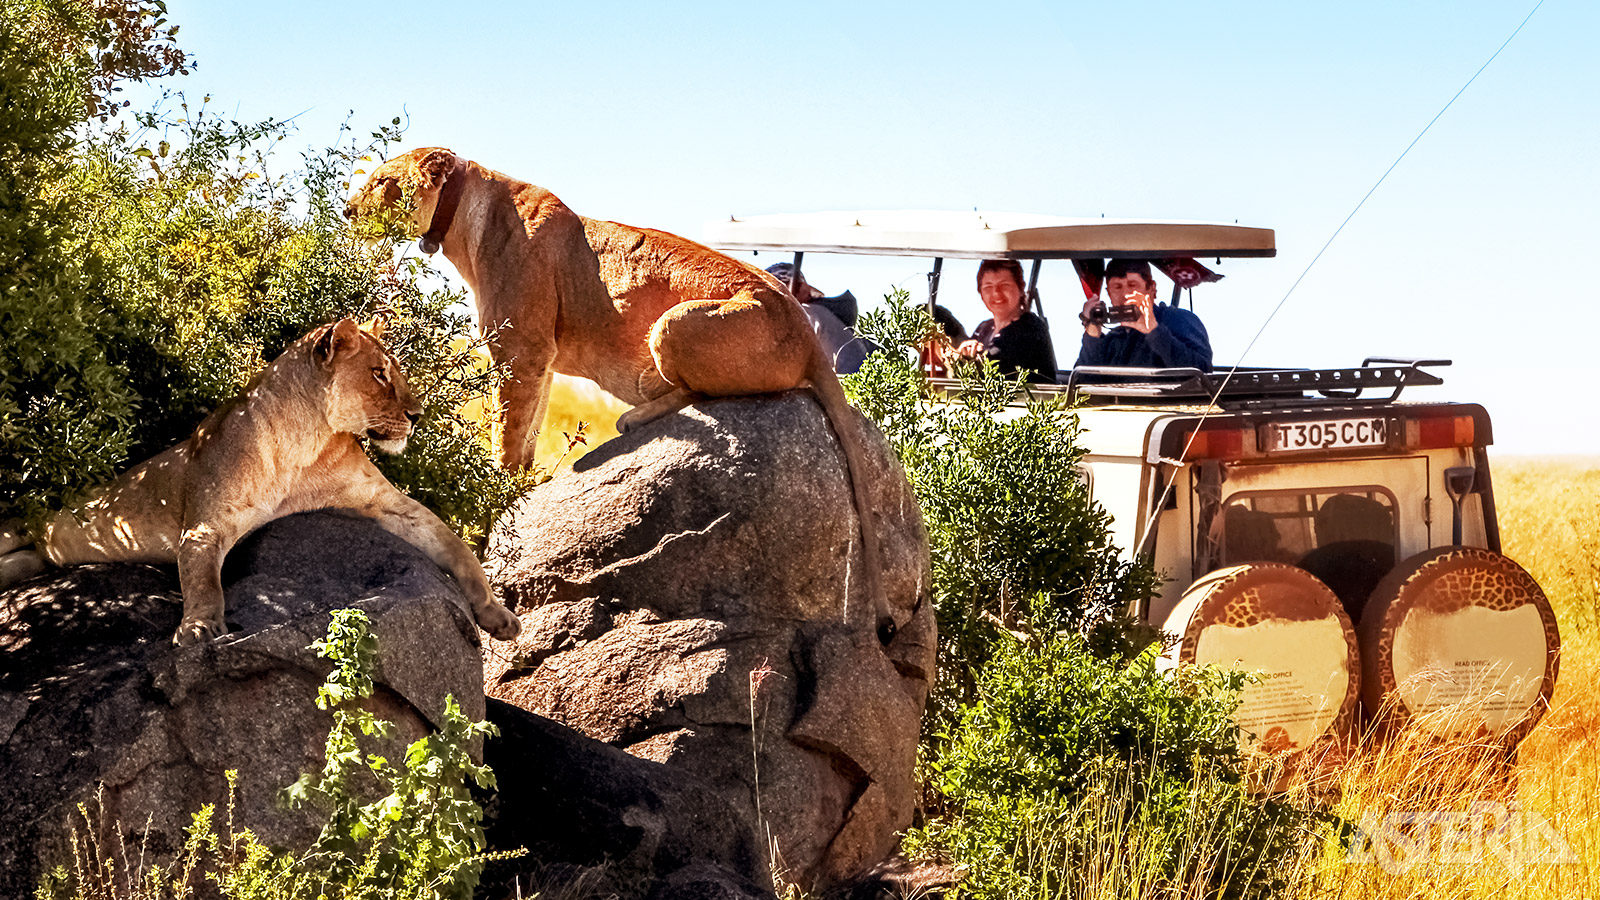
<box><xmin>277</xmin><ymin>609</ymin><xmax>507</xmax><ymax>897</ymax></box>
<box><xmin>0</xmin><ymin>0</ymin><xmax>145</xmax><ymax>520</ymax></box>
<box><xmin>35</xmin><ymin>609</ymin><xmax>517</xmax><ymax>900</ymax></box>
<box><xmin>1</xmin><ymin>0</ymin><xmax>530</xmax><ymax>540</ymax></box>
<box><xmin>846</xmin><ymin>290</ymin><xmax>1159</xmax><ymax>720</ymax></box>
<box><xmin>847</xmin><ymin>293</ymin><xmax>1324</xmax><ymax>898</ymax></box>
<box><xmin>905</xmin><ymin>637</ymin><xmax>1321</xmax><ymax>900</ymax></box>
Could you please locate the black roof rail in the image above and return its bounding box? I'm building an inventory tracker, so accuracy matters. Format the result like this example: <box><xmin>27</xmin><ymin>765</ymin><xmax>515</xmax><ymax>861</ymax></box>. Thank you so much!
<box><xmin>1056</xmin><ymin>358</ymin><xmax>1451</xmax><ymax>407</ymax></box>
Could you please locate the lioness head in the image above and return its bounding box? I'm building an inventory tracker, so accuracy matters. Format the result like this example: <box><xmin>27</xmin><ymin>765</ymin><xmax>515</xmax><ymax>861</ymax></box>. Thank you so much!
<box><xmin>310</xmin><ymin>318</ymin><xmax>422</xmax><ymax>454</ymax></box>
<box><xmin>343</xmin><ymin>147</ymin><xmax>460</xmax><ymax>250</ymax></box>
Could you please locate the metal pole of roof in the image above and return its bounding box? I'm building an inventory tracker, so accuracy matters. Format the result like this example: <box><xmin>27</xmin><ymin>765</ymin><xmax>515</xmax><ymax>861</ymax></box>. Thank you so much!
<box><xmin>1027</xmin><ymin>259</ymin><xmax>1043</xmax><ymax>317</ymax></box>
<box><xmin>787</xmin><ymin>251</ymin><xmax>804</xmax><ymax>297</ymax></box>
<box><xmin>927</xmin><ymin>257</ymin><xmax>943</xmax><ymax>310</ymax></box>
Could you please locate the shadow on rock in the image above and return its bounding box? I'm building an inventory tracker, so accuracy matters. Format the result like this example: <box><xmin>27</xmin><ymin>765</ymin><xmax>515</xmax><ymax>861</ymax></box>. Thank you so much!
<box><xmin>479</xmin><ymin>698</ymin><xmax>774</xmax><ymax>900</ymax></box>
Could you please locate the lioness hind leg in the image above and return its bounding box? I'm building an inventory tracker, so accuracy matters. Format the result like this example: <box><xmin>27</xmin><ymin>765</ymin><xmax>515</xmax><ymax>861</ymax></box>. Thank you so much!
<box><xmin>0</xmin><ymin>519</ymin><xmax>43</xmax><ymax>587</ymax></box>
<box><xmin>0</xmin><ymin>519</ymin><xmax>26</xmax><ymax>556</ymax></box>
<box><xmin>648</xmin><ymin>295</ymin><xmax>811</xmax><ymax>397</ymax></box>
<box><xmin>655</xmin><ymin>293</ymin><xmax>894</xmax><ymax>635</ymax></box>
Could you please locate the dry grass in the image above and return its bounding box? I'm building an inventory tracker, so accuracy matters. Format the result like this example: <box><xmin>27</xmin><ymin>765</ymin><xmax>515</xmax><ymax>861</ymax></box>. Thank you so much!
<box><xmin>1289</xmin><ymin>456</ymin><xmax>1600</xmax><ymax>899</ymax></box>
<box><xmin>527</xmin><ymin>375</ymin><xmax>627</xmax><ymax>467</ymax></box>
<box><xmin>458</xmin><ymin>371</ymin><xmax>628</xmax><ymax>473</ymax></box>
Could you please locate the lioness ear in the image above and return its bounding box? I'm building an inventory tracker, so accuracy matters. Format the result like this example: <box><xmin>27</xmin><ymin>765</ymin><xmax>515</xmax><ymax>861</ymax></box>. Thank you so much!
<box><xmin>417</xmin><ymin>149</ymin><xmax>457</xmax><ymax>190</ymax></box>
<box><xmin>314</xmin><ymin>318</ymin><xmax>364</xmax><ymax>368</ymax></box>
<box><xmin>359</xmin><ymin>312</ymin><xmax>389</xmax><ymax>340</ymax></box>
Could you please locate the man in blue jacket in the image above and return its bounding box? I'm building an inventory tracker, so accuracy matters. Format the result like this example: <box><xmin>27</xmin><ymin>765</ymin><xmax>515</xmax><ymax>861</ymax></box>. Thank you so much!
<box><xmin>1075</xmin><ymin>258</ymin><xmax>1212</xmax><ymax>371</ymax></box>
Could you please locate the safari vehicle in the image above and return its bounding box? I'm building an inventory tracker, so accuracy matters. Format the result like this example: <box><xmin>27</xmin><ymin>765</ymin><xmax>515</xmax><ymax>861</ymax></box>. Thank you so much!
<box><xmin>706</xmin><ymin>211</ymin><xmax>1560</xmax><ymax>753</ymax></box>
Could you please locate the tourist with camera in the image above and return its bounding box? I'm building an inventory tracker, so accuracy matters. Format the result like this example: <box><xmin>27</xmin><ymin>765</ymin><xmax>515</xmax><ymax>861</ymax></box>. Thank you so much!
<box><xmin>1076</xmin><ymin>258</ymin><xmax>1213</xmax><ymax>371</ymax></box>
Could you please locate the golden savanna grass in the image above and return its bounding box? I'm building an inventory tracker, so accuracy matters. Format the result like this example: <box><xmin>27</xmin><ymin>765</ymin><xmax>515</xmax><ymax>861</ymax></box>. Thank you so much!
<box><xmin>522</xmin><ymin>374</ymin><xmax>627</xmax><ymax>467</ymax></box>
<box><xmin>1288</xmin><ymin>456</ymin><xmax>1600</xmax><ymax>899</ymax></box>
<box><xmin>459</xmin><ymin>362</ymin><xmax>628</xmax><ymax>472</ymax></box>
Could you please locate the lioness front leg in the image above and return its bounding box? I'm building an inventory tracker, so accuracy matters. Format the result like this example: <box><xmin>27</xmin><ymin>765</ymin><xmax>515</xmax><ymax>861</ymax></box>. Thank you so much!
<box><xmin>491</xmin><ymin>335</ymin><xmax>556</xmax><ymax>471</ymax></box>
<box><xmin>367</xmin><ymin>487</ymin><xmax>521</xmax><ymax>641</ymax></box>
<box><xmin>175</xmin><ymin>520</ymin><xmax>236</xmax><ymax>645</ymax></box>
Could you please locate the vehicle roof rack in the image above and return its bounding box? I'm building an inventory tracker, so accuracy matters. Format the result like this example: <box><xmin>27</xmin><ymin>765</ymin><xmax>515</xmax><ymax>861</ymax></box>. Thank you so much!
<box><xmin>1053</xmin><ymin>358</ymin><xmax>1450</xmax><ymax>407</ymax></box>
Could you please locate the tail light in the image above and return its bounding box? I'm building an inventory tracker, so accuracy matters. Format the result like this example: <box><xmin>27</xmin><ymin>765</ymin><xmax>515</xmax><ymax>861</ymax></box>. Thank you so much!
<box><xmin>1410</xmin><ymin>414</ymin><xmax>1476</xmax><ymax>450</ymax></box>
<box><xmin>1181</xmin><ymin>427</ymin><xmax>1249</xmax><ymax>461</ymax></box>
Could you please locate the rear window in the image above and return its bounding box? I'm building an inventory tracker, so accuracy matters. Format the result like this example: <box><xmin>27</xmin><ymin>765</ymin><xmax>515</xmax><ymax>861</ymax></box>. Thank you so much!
<box><xmin>1218</xmin><ymin>487</ymin><xmax>1398</xmax><ymax>621</ymax></box>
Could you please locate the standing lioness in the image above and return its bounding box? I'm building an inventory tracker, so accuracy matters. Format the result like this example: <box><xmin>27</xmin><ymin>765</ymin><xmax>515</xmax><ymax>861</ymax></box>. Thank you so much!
<box><xmin>0</xmin><ymin>319</ymin><xmax>522</xmax><ymax>646</ymax></box>
<box><xmin>345</xmin><ymin>149</ymin><xmax>897</xmax><ymax>636</ymax></box>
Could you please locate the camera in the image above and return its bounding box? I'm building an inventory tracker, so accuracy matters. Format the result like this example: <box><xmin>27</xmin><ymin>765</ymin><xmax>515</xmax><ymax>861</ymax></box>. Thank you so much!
<box><xmin>1080</xmin><ymin>303</ymin><xmax>1141</xmax><ymax>327</ymax></box>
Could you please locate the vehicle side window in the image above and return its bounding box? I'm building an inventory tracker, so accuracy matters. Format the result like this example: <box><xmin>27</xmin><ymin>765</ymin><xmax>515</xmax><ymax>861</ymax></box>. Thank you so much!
<box><xmin>1219</xmin><ymin>488</ymin><xmax>1398</xmax><ymax>622</ymax></box>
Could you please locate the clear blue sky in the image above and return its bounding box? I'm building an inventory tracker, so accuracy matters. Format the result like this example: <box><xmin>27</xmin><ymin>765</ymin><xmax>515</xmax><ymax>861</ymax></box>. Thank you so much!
<box><xmin>128</xmin><ymin>1</ymin><xmax>1597</xmax><ymax>453</ymax></box>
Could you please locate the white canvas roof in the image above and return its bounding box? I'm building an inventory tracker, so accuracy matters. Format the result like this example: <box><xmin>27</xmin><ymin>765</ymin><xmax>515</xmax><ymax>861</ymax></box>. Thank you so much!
<box><xmin>704</xmin><ymin>210</ymin><xmax>1275</xmax><ymax>260</ymax></box>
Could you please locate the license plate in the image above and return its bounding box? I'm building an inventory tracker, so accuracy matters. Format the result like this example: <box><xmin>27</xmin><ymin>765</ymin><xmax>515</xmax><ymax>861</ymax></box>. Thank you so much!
<box><xmin>1266</xmin><ymin>417</ymin><xmax>1387</xmax><ymax>453</ymax></box>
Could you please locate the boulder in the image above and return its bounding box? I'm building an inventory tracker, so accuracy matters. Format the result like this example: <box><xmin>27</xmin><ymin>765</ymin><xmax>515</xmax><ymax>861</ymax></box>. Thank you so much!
<box><xmin>0</xmin><ymin>510</ymin><xmax>487</xmax><ymax>898</ymax></box>
<box><xmin>479</xmin><ymin>698</ymin><xmax>774</xmax><ymax>900</ymax></box>
<box><xmin>483</xmin><ymin>391</ymin><xmax>936</xmax><ymax>890</ymax></box>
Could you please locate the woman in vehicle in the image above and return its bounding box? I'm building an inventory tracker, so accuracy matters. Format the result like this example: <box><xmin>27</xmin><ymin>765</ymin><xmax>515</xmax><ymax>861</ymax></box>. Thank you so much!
<box><xmin>955</xmin><ymin>259</ymin><xmax>1057</xmax><ymax>383</ymax></box>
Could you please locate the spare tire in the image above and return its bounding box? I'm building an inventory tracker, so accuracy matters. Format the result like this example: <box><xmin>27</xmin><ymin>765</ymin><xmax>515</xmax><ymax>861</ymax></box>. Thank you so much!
<box><xmin>1163</xmin><ymin>563</ymin><xmax>1359</xmax><ymax>753</ymax></box>
<box><xmin>1357</xmin><ymin>547</ymin><xmax>1559</xmax><ymax>744</ymax></box>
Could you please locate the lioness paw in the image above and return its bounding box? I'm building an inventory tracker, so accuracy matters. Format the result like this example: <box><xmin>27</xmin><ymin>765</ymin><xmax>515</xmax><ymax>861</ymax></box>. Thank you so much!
<box><xmin>173</xmin><ymin>617</ymin><xmax>225</xmax><ymax>646</ymax></box>
<box><xmin>478</xmin><ymin>603</ymin><xmax>522</xmax><ymax>641</ymax></box>
<box><xmin>615</xmin><ymin>408</ymin><xmax>643</xmax><ymax>434</ymax></box>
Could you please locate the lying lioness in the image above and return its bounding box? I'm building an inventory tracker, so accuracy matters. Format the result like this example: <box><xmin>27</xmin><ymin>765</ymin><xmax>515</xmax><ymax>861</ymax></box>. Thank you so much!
<box><xmin>345</xmin><ymin>149</ymin><xmax>895</xmax><ymax>634</ymax></box>
<box><xmin>0</xmin><ymin>319</ymin><xmax>522</xmax><ymax>646</ymax></box>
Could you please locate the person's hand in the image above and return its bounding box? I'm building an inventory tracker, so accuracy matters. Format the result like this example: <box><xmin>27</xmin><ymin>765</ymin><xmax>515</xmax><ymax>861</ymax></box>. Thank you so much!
<box><xmin>955</xmin><ymin>339</ymin><xmax>984</xmax><ymax>359</ymax></box>
<box><xmin>1125</xmin><ymin>289</ymin><xmax>1157</xmax><ymax>334</ymax></box>
<box><xmin>1080</xmin><ymin>298</ymin><xmax>1104</xmax><ymax>338</ymax></box>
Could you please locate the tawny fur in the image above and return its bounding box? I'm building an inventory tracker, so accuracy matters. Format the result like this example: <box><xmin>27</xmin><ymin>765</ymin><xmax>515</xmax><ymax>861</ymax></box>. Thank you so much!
<box><xmin>0</xmin><ymin>319</ymin><xmax>522</xmax><ymax>646</ymax></box>
<box><xmin>346</xmin><ymin>149</ymin><xmax>895</xmax><ymax>633</ymax></box>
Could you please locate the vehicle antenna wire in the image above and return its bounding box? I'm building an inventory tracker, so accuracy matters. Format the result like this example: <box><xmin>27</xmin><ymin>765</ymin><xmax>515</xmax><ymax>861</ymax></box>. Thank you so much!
<box><xmin>1133</xmin><ymin>0</ymin><xmax>1545</xmax><ymax>562</ymax></box>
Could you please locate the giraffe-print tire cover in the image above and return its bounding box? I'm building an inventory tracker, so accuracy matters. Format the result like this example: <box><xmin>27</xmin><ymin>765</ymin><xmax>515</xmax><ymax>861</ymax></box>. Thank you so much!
<box><xmin>1355</xmin><ymin>547</ymin><xmax>1559</xmax><ymax>745</ymax></box>
<box><xmin>1170</xmin><ymin>563</ymin><xmax>1361</xmax><ymax>746</ymax></box>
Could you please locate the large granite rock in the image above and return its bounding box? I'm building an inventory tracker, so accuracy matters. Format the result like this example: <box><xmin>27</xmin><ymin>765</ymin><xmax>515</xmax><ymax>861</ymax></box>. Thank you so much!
<box><xmin>0</xmin><ymin>510</ymin><xmax>487</xmax><ymax>899</ymax></box>
<box><xmin>483</xmin><ymin>392</ymin><xmax>936</xmax><ymax>890</ymax></box>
